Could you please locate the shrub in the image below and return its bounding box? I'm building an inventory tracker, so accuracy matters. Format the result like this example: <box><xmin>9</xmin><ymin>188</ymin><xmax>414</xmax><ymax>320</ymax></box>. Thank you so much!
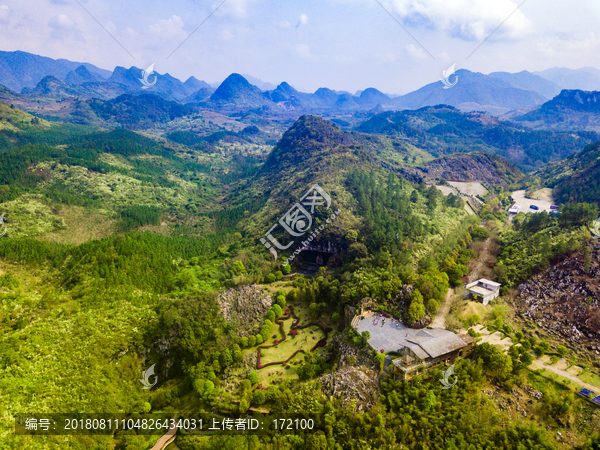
<box><xmin>276</xmin><ymin>295</ymin><xmax>286</xmax><ymax>307</ymax></box>
<box><xmin>272</xmin><ymin>304</ymin><xmax>283</xmax><ymax>317</ymax></box>
<box><xmin>252</xmin><ymin>390</ymin><xmax>266</xmax><ymax>406</ymax></box>
<box><xmin>255</xmin><ymin>334</ymin><xmax>263</xmax><ymax>345</ymax></box>
<box><xmin>557</xmin><ymin>345</ymin><xmax>568</xmax><ymax>357</ymax></box>
<box><xmin>247</xmin><ymin>372</ymin><xmax>259</xmax><ymax>385</ymax></box>
<box><xmin>247</xmin><ymin>335</ymin><xmax>256</xmax><ymax>347</ymax></box>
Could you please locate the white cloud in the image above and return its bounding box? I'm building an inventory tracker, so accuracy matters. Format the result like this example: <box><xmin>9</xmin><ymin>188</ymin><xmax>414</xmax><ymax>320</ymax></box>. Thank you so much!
<box><xmin>385</xmin><ymin>0</ymin><xmax>532</xmax><ymax>41</ymax></box>
<box><xmin>405</xmin><ymin>43</ymin><xmax>427</xmax><ymax>60</ymax></box>
<box><xmin>48</xmin><ymin>14</ymin><xmax>75</xmax><ymax>30</ymax></box>
<box><xmin>375</xmin><ymin>52</ymin><xmax>396</xmax><ymax>63</ymax></box>
<box><xmin>148</xmin><ymin>15</ymin><xmax>185</xmax><ymax>37</ymax></box>
<box><xmin>0</xmin><ymin>5</ymin><xmax>9</xmax><ymax>22</ymax></box>
<box><xmin>295</xmin><ymin>43</ymin><xmax>312</xmax><ymax>58</ymax></box>
<box><xmin>296</xmin><ymin>13</ymin><xmax>308</xmax><ymax>28</ymax></box>
<box><xmin>105</xmin><ymin>21</ymin><xmax>116</xmax><ymax>34</ymax></box>
<box><xmin>536</xmin><ymin>32</ymin><xmax>600</xmax><ymax>59</ymax></box>
<box><xmin>277</xmin><ymin>20</ymin><xmax>292</xmax><ymax>28</ymax></box>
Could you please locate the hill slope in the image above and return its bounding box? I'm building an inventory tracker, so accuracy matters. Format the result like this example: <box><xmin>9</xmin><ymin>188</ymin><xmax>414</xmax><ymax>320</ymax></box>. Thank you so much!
<box><xmin>355</xmin><ymin>106</ymin><xmax>599</xmax><ymax>171</ymax></box>
<box><xmin>534</xmin><ymin>140</ymin><xmax>600</xmax><ymax>206</ymax></box>
<box><xmin>514</xmin><ymin>89</ymin><xmax>600</xmax><ymax>131</ymax></box>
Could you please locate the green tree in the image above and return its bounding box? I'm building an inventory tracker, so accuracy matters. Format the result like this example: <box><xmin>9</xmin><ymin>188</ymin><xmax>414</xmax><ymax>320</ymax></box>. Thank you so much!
<box><xmin>332</xmin><ymin>312</ymin><xmax>340</xmax><ymax>321</ymax></box>
<box><xmin>247</xmin><ymin>335</ymin><xmax>256</xmax><ymax>347</ymax></box>
<box><xmin>252</xmin><ymin>390</ymin><xmax>266</xmax><ymax>405</ymax></box>
<box><xmin>361</xmin><ymin>331</ymin><xmax>371</xmax><ymax>347</ymax></box>
<box><xmin>219</xmin><ymin>349</ymin><xmax>233</xmax><ymax>368</ymax></box>
<box><xmin>409</xmin><ymin>289</ymin><xmax>426</xmax><ymax>323</ymax></box>
<box><xmin>423</xmin><ymin>391</ymin><xmax>437</xmax><ymax>410</ymax></box>
<box><xmin>282</xmin><ymin>264</ymin><xmax>291</xmax><ymax>275</ymax></box>
<box><xmin>426</xmin><ymin>298</ymin><xmax>439</xmax><ymax>315</ymax></box>
<box><xmin>559</xmin><ymin>202</ymin><xmax>598</xmax><ymax>228</ymax></box>
<box><xmin>309</xmin><ymin>302</ymin><xmax>320</xmax><ymax>318</ymax></box>
<box><xmin>520</xmin><ymin>352</ymin><xmax>533</xmax><ymax>366</ymax></box>
<box><xmin>231</xmin><ymin>260</ymin><xmax>245</xmax><ymax>275</ymax></box>
<box><xmin>233</xmin><ymin>350</ymin><xmax>242</xmax><ymax>363</ymax></box>
<box><xmin>255</xmin><ymin>334</ymin><xmax>263</xmax><ymax>345</ymax></box>
<box><xmin>556</xmin><ymin>345</ymin><xmax>568</xmax><ymax>357</ymax></box>
<box><xmin>514</xmin><ymin>331</ymin><xmax>524</xmax><ymax>341</ymax></box>
<box><xmin>247</xmin><ymin>372</ymin><xmax>259</xmax><ymax>385</ymax></box>
<box><xmin>272</xmin><ymin>304</ymin><xmax>283</xmax><ymax>317</ymax></box>
<box><xmin>276</xmin><ymin>295</ymin><xmax>286</xmax><ymax>307</ymax></box>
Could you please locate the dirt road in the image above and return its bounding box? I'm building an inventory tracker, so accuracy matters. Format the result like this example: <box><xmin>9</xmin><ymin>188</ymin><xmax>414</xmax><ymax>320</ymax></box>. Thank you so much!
<box><xmin>150</xmin><ymin>416</ymin><xmax>178</xmax><ymax>450</ymax></box>
<box><xmin>531</xmin><ymin>359</ymin><xmax>599</xmax><ymax>394</ymax></box>
<box><xmin>431</xmin><ymin>288</ymin><xmax>455</xmax><ymax>328</ymax></box>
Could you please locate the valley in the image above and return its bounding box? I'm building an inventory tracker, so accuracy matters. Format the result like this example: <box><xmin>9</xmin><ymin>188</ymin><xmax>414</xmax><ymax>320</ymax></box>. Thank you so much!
<box><xmin>1</xmin><ymin>48</ymin><xmax>600</xmax><ymax>450</ymax></box>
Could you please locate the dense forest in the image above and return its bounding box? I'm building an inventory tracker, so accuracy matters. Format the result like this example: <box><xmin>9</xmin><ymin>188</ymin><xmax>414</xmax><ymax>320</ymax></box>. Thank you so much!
<box><xmin>1</xmin><ymin>109</ymin><xmax>600</xmax><ymax>450</ymax></box>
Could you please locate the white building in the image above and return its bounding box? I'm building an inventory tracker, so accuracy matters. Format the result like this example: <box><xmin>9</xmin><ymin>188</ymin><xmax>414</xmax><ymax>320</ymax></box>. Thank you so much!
<box><xmin>466</xmin><ymin>278</ymin><xmax>501</xmax><ymax>305</ymax></box>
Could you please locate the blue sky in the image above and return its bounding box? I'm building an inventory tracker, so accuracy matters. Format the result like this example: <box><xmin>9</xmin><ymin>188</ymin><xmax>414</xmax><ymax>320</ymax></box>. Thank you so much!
<box><xmin>1</xmin><ymin>0</ymin><xmax>600</xmax><ymax>94</ymax></box>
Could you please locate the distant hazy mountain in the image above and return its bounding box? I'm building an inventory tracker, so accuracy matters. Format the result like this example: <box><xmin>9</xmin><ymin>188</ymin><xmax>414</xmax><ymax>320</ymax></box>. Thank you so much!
<box><xmin>534</xmin><ymin>67</ymin><xmax>600</xmax><ymax>91</ymax></box>
<box><xmin>65</xmin><ymin>65</ymin><xmax>105</xmax><ymax>85</ymax></box>
<box><xmin>107</xmin><ymin>66</ymin><xmax>205</xmax><ymax>101</ymax></box>
<box><xmin>514</xmin><ymin>89</ymin><xmax>600</xmax><ymax>131</ymax></box>
<box><xmin>488</xmin><ymin>70</ymin><xmax>563</xmax><ymax>99</ymax></box>
<box><xmin>209</xmin><ymin>73</ymin><xmax>273</xmax><ymax>108</ymax></box>
<box><xmin>241</xmin><ymin>74</ymin><xmax>277</xmax><ymax>91</ymax></box>
<box><xmin>393</xmin><ymin>69</ymin><xmax>547</xmax><ymax>115</ymax></box>
<box><xmin>183</xmin><ymin>76</ymin><xmax>212</xmax><ymax>93</ymax></box>
<box><xmin>0</xmin><ymin>50</ymin><xmax>110</xmax><ymax>92</ymax></box>
<box><xmin>354</xmin><ymin>88</ymin><xmax>393</xmax><ymax>109</ymax></box>
<box><xmin>21</xmin><ymin>75</ymin><xmax>83</xmax><ymax>100</ymax></box>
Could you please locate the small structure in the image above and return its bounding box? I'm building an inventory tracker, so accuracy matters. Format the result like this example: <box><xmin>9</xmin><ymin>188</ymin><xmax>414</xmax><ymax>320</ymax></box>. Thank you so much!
<box><xmin>508</xmin><ymin>204</ymin><xmax>519</xmax><ymax>214</ymax></box>
<box><xmin>390</xmin><ymin>329</ymin><xmax>475</xmax><ymax>381</ymax></box>
<box><xmin>352</xmin><ymin>309</ymin><xmax>476</xmax><ymax>381</ymax></box>
<box><xmin>466</xmin><ymin>278</ymin><xmax>501</xmax><ymax>305</ymax></box>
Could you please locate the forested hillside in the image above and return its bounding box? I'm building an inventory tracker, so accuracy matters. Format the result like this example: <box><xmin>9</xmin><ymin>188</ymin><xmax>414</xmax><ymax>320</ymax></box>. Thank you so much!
<box><xmin>1</xmin><ymin>107</ymin><xmax>599</xmax><ymax>450</ymax></box>
<box><xmin>531</xmin><ymin>140</ymin><xmax>600</xmax><ymax>207</ymax></box>
<box><xmin>356</xmin><ymin>106</ymin><xmax>599</xmax><ymax>171</ymax></box>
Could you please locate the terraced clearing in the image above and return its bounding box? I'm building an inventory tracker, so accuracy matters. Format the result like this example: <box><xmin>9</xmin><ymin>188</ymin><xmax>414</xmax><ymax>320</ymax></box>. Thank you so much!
<box><xmin>252</xmin><ymin>305</ymin><xmax>329</xmax><ymax>384</ymax></box>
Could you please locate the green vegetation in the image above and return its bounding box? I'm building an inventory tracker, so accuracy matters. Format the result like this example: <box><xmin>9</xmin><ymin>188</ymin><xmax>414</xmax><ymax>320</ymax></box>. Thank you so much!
<box><xmin>492</xmin><ymin>204</ymin><xmax>596</xmax><ymax>287</ymax></box>
<box><xmin>1</xmin><ymin>108</ymin><xmax>598</xmax><ymax>450</ymax></box>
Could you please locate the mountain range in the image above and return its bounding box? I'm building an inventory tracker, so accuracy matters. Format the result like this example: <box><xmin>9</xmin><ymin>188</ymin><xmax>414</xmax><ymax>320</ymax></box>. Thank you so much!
<box><xmin>4</xmin><ymin>50</ymin><xmax>600</xmax><ymax>115</ymax></box>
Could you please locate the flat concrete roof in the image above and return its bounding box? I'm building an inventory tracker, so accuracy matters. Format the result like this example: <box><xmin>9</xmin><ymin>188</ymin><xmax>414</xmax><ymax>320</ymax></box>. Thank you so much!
<box><xmin>468</xmin><ymin>285</ymin><xmax>495</xmax><ymax>297</ymax></box>
<box><xmin>355</xmin><ymin>315</ymin><xmax>469</xmax><ymax>358</ymax></box>
<box><xmin>478</xmin><ymin>278</ymin><xmax>501</xmax><ymax>287</ymax></box>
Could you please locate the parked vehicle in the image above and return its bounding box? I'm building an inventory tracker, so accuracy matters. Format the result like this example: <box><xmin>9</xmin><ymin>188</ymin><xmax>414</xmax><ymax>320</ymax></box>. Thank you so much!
<box><xmin>529</xmin><ymin>205</ymin><xmax>539</xmax><ymax>210</ymax></box>
<box><xmin>550</xmin><ymin>205</ymin><xmax>559</xmax><ymax>210</ymax></box>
